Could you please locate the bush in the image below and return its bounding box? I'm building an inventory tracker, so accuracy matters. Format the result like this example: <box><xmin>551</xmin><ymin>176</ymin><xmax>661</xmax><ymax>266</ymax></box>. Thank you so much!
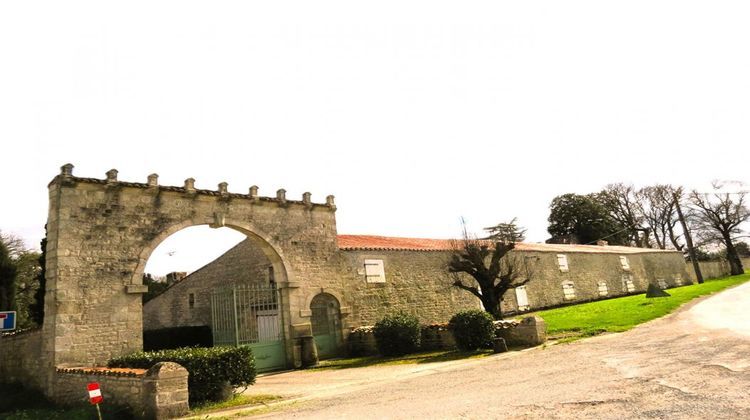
<box><xmin>373</xmin><ymin>312</ymin><xmax>421</xmax><ymax>356</ymax></box>
<box><xmin>143</xmin><ymin>326</ymin><xmax>213</xmax><ymax>351</ymax></box>
<box><xmin>108</xmin><ymin>346</ymin><xmax>256</xmax><ymax>404</ymax></box>
<box><xmin>449</xmin><ymin>310</ymin><xmax>495</xmax><ymax>351</ymax></box>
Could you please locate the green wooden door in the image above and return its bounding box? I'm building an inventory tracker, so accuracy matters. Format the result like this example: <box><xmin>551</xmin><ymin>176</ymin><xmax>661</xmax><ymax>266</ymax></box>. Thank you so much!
<box><xmin>310</xmin><ymin>293</ymin><xmax>342</xmax><ymax>359</ymax></box>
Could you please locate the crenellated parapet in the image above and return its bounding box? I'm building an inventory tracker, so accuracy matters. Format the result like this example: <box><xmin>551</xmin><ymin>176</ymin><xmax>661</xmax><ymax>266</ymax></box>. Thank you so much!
<box><xmin>50</xmin><ymin>163</ymin><xmax>336</xmax><ymax>211</ymax></box>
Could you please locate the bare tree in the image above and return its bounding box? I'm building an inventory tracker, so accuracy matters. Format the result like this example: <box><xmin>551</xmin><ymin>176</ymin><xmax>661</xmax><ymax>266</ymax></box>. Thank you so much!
<box><xmin>449</xmin><ymin>220</ymin><xmax>535</xmax><ymax>320</ymax></box>
<box><xmin>635</xmin><ymin>185</ymin><xmax>683</xmax><ymax>250</ymax></box>
<box><xmin>689</xmin><ymin>182</ymin><xmax>750</xmax><ymax>275</ymax></box>
<box><xmin>600</xmin><ymin>183</ymin><xmax>648</xmax><ymax>247</ymax></box>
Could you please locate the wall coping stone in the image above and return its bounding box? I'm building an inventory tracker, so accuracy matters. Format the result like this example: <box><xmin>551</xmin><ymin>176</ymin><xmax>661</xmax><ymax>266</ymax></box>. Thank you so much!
<box><xmin>56</xmin><ymin>366</ymin><xmax>147</xmax><ymax>377</ymax></box>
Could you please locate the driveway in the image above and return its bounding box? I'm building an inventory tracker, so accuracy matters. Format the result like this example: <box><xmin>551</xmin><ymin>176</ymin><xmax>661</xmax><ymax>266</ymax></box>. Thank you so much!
<box><xmin>241</xmin><ymin>281</ymin><xmax>750</xmax><ymax>419</ymax></box>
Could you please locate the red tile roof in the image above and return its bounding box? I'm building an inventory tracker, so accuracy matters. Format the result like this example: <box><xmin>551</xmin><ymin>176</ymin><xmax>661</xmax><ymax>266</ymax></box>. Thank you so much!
<box><xmin>336</xmin><ymin>235</ymin><xmax>677</xmax><ymax>255</ymax></box>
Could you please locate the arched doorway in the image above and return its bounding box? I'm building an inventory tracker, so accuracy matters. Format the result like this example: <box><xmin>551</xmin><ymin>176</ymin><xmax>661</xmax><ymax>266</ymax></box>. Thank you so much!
<box><xmin>310</xmin><ymin>293</ymin><xmax>342</xmax><ymax>359</ymax></box>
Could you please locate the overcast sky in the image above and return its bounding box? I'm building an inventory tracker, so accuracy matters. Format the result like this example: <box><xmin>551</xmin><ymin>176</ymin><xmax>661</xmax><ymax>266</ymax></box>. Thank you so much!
<box><xmin>1</xmin><ymin>1</ymin><xmax>748</xmax><ymax>275</ymax></box>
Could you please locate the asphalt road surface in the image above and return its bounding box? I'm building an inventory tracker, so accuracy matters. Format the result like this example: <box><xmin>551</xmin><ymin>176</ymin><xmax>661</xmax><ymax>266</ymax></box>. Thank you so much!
<box><xmin>250</xmin><ymin>281</ymin><xmax>750</xmax><ymax>419</ymax></box>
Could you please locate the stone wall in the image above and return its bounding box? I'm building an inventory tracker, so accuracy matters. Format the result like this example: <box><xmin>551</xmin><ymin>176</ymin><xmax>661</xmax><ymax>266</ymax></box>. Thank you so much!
<box><xmin>507</xmin><ymin>250</ymin><xmax>691</xmax><ymax>314</ymax></box>
<box><xmin>687</xmin><ymin>260</ymin><xmax>731</xmax><ymax>281</ymax></box>
<box><xmin>53</xmin><ymin>362</ymin><xmax>189</xmax><ymax>419</ymax></box>
<box><xmin>0</xmin><ymin>329</ymin><xmax>45</xmax><ymax>390</ymax></box>
<box><xmin>143</xmin><ymin>240</ymin><xmax>272</xmax><ymax>330</ymax></box>
<box><xmin>336</xmin><ymin>250</ymin><xmax>480</xmax><ymax>326</ymax></box>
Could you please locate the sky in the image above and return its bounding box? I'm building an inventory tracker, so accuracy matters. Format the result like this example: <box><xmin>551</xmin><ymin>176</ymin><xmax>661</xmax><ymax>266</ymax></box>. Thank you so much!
<box><xmin>1</xmin><ymin>1</ymin><xmax>748</xmax><ymax>275</ymax></box>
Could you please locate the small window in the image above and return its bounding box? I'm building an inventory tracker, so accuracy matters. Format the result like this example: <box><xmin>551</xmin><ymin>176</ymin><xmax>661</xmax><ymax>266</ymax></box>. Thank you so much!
<box><xmin>622</xmin><ymin>274</ymin><xmax>635</xmax><ymax>293</ymax></box>
<box><xmin>597</xmin><ymin>281</ymin><xmax>609</xmax><ymax>296</ymax></box>
<box><xmin>557</xmin><ymin>254</ymin><xmax>569</xmax><ymax>272</ymax></box>
<box><xmin>619</xmin><ymin>256</ymin><xmax>631</xmax><ymax>271</ymax></box>
<box><xmin>562</xmin><ymin>282</ymin><xmax>576</xmax><ymax>300</ymax></box>
<box><xmin>364</xmin><ymin>259</ymin><xmax>386</xmax><ymax>283</ymax></box>
<box><xmin>515</xmin><ymin>286</ymin><xmax>529</xmax><ymax>311</ymax></box>
<box><xmin>188</xmin><ymin>293</ymin><xmax>195</xmax><ymax>309</ymax></box>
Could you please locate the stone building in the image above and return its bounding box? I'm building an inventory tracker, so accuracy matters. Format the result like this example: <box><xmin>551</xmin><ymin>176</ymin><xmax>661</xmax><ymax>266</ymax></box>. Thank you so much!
<box><xmin>0</xmin><ymin>165</ymin><xmax>696</xmax><ymax>405</ymax></box>
<box><xmin>144</xmin><ymin>233</ymin><xmax>690</xmax><ymax>370</ymax></box>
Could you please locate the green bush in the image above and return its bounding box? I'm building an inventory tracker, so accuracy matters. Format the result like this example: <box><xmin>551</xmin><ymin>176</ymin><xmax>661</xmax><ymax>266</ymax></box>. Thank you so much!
<box><xmin>373</xmin><ymin>312</ymin><xmax>421</xmax><ymax>356</ymax></box>
<box><xmin>108</xmin><ymin>346</ymin><xmax>256</xmax><ymax>404</ymax></box>
<box><xmin>449</xmin><ymin>310</ymin><xmax>495</xmax><ymax>351</ymax></box>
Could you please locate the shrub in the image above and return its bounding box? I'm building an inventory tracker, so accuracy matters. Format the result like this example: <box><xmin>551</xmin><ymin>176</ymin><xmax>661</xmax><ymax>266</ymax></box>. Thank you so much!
<box><xmin>373</xmin><ymin>312</ymin><xmax>421</xmax><ymax>356</ymax></box>
<box><xmin>449</xmin><ymin>310</ymin><xmax>495</xmax><ymax>351</ymax></box>
<box><xmin>108</xmin><ymin>346</ymin><xmax>256</xmax><ymax>404</ymax></box>
<box><xmin>143</xmin><ymin>326</ymin><xmax>213</xmax><ymax>351</ymax></box>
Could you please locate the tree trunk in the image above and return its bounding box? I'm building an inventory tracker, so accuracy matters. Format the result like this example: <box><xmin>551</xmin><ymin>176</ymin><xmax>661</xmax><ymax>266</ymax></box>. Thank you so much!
<box><xmin>722</xmin><ymin>232</ymin><xmax>745</xmax><ymax>276</ymax></box>
<box><xmin>479</xmin><ymin>290</ymin><xmax>503</xmax><ymax>320</ymax></box>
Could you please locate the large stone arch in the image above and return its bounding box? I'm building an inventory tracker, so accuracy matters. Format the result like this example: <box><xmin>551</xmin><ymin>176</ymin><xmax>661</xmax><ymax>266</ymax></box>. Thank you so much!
<box><xmin>131</xmin><ymin>218</ymin><xmax>295</xmax><ymax>290</ymax></box>
<box><xmin>42</xmin><ymin>164</ymin><xmax>339</xmax><ymax>369</ymax></box>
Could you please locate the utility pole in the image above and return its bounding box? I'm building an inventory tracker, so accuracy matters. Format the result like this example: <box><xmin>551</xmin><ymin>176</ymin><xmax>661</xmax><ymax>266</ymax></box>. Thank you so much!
<box><xmin>674</xmin><ymin>191</ymin><xmax>703</xmax><ymax>284</ymax></box>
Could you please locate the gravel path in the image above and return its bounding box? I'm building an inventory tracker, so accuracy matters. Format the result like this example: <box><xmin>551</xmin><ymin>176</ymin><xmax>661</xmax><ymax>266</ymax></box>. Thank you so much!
<box><xmin>245</xmin><ymin>281</ymin><xmax>750</xmax><ymax>419</ymax></box>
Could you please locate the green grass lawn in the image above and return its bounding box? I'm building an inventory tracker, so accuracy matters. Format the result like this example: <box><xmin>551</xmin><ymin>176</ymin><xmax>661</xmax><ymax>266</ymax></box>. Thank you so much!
<box><xmin>533</xmin><ymin>272</ymin><xmax>750</xmax><ymax>342</ymax></box>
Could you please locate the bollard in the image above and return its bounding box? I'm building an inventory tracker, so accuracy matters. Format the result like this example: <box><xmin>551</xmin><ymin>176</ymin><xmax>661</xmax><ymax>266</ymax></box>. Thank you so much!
<box><xmin>299</xmin><ymin>335</ymin><xmax>319</xmax><ymax>367</ymax></box>
<box><xmin>493</xmin><ymin>337</ymin><xmax>508</xmax><ymax>353</ymax></box>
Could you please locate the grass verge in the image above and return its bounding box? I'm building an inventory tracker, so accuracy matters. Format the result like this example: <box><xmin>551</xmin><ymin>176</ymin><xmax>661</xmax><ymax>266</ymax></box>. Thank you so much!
<box><xmin>308</xmin><ymin>348</ymin><xmax>494</xmax><ymax>371</ymax></box>
<box><xmin>0</xmin><ymin>382</ymin><xmax>131</xmax><ymax>419</ymax></box>
<box><xmin>534</xmin><ymin>272</ymin><xmax>750</xmax><ymax>342</ymax></box>
<box><xmin>190</xmin><ymin>394</ymin><xmax>283</xmax><ymax>415</ymax></box>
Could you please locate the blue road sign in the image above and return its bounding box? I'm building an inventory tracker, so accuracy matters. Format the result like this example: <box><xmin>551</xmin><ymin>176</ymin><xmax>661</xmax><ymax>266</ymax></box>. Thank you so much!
<box><xmin>0</xmin><ymin>311</ymin><xmax>16</xmax><ymax>331</ymax></box>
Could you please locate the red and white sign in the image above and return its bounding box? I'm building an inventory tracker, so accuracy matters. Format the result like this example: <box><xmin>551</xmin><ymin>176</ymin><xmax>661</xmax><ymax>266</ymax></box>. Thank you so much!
<box><xmin>87</xmin><ymin>382</ymin><xmax>103</xmax><ymax>405</ymax></box>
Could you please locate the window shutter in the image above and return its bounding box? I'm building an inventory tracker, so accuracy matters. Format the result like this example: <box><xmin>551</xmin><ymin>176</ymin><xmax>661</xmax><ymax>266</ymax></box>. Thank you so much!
<box><xmin>364</xmin><ymin>259</ymin><xmax>386</xmax><ymax>283</ymax></box>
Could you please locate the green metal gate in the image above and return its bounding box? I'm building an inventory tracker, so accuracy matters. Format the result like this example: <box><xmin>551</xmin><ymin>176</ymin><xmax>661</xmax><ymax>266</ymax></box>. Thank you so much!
<box><xmin>210</xmin><ymin>284</ymin><xmax>286</xmax><ymax>372</ymax></box>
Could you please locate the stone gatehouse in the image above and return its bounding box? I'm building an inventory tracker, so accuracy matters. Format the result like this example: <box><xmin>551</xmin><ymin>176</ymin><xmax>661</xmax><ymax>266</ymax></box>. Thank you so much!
<box><xmin>0</xmin><ymin>165</ymin><xmax>692</xmax><ymax>406</ymax></box>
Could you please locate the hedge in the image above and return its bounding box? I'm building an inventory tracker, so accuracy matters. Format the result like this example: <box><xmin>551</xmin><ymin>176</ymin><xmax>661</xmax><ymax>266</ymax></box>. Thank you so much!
<box><xmin>143</xmin><ymin>326</ymin><xmax>213</xmax><ymax>351</ymax></box>
<box><xmin>449</xmin><ymin>309</ymin><xmax>495</xmax><ymax>351</ymax></box>
<box><xmin>108</xmin><ymin>346</ymin><xmax>256</xmax><ymax>403</ymax></box>
<box><xmin>373</xmin><ymin>312</ymin><xmax>421</xmax><ymax>356</ymax></box>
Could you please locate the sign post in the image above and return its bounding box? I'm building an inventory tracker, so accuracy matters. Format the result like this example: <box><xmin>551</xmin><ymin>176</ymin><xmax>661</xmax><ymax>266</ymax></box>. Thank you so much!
<box><xmin>0</xmin><ymin>311</ymin><xmax>16</xmax><ymax>332</ymax></box>
<box><xmin>87</xmin><ymin>382</ymin><xmax>104</xmax><ymax>420</ymax></box>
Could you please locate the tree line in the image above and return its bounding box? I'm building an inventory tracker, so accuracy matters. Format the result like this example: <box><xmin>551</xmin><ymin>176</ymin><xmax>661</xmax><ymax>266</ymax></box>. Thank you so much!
<box><xmin>449</xmin><ymin>181</ymin><xmax>749</xmax><ymax>320</ymax></box>
<box><xmin>0</xmin><ymin>230</ymin><xmax>45</xmax><ymax>329</ymax></box>
<box><xmin>547</xmin><ymin>181</ymin><xmax>749</xmax><ymax>275</ymax></box>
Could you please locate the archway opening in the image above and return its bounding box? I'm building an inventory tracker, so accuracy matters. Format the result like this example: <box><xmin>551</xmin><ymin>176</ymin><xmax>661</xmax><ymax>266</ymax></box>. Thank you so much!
<box><xmin>310</xmin><ymin>293</ymin><xmax>343</xmax><ymax>359</ymax></box>
<box><xmin>139</xmin><ymin>224</ymin><xmax>289</xmax><ymax>371</ymax></box>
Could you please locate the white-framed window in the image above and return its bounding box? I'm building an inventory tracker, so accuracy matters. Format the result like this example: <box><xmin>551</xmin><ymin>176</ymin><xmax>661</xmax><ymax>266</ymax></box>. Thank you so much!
<box><xmin>557</xmin><ymin>254</ymin><xmax>569</xmax><ymax>272</ymax></box>
<box><xmin>597</xmin><ymin>281</ymin><xmax>609</xmax><ymax>296</ymax></box>
<box><xmin>622</xmin><ymin>274</ymin><xmax>635</xmax><ymax>293</ymax></box>
<box><xmin>619</xmin><ymin>256</ymin><xmax>631</xmax><ymax>271</ymax></box>
<box><xmin>364</xmin><ymin>259</ymin><xmax>386</xmax><ymax>283</ymax></box>
<box><xmin>657</xmin><ymin>278</ymin><xmax>668</xmax><ymax>290</ymax></box>
<box><xmin>515</xmin><ymin>286</ymin><xmax>529</xmax><ymax>311</ymax></box>
<box><xmin>562</xmin><ymin>281</ymin><xmax>576</xmax><ymax>300</ymax></box>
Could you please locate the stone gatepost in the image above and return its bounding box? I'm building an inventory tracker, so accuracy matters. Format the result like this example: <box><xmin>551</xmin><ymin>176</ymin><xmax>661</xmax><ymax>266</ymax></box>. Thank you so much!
<box><xmin>501</xmin><ymin>316</ymin><xmax>547</xmax><ymax>347</ymax></box>
<box><xmin>142</xmin><ymin>362</ymin><xmax>189</xmax><ymax>419</ymax></box>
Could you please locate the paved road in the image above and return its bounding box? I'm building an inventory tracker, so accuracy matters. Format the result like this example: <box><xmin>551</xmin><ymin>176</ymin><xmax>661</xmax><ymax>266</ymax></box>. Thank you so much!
<box><xmin>246</xmin><ymin>281</ymin><xmax>750</xmax><ymax>419</ymax></box>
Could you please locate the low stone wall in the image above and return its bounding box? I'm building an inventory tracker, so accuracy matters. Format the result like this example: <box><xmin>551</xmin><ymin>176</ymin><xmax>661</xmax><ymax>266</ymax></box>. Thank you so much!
<box><xmin>0</xmin><ymin>329</ymin><xmax>45</xmax><ymax>391</ymax></box>
<box><xmin>53</xmin><ymin>363</ymin><xmax>189</xmax><ymax>419</ymax></box>
<box><xmin>687</xmin><ymin>260</ymin><xmax>731</xmax><ymax>282</ymax></box>
<box><xmin>496</xmin><ymin>316</ymin><xmax>546</xmax><ymax>347</ymax></box>
<box><xmin>347</xmin><ymin>318</ymin><xmax>545</xmax><ymax>356</ymax></box>
<box><xmin>420</xmin><ymin>325</ymin><xmax>456</xmax><ymax>351</ymax></box>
